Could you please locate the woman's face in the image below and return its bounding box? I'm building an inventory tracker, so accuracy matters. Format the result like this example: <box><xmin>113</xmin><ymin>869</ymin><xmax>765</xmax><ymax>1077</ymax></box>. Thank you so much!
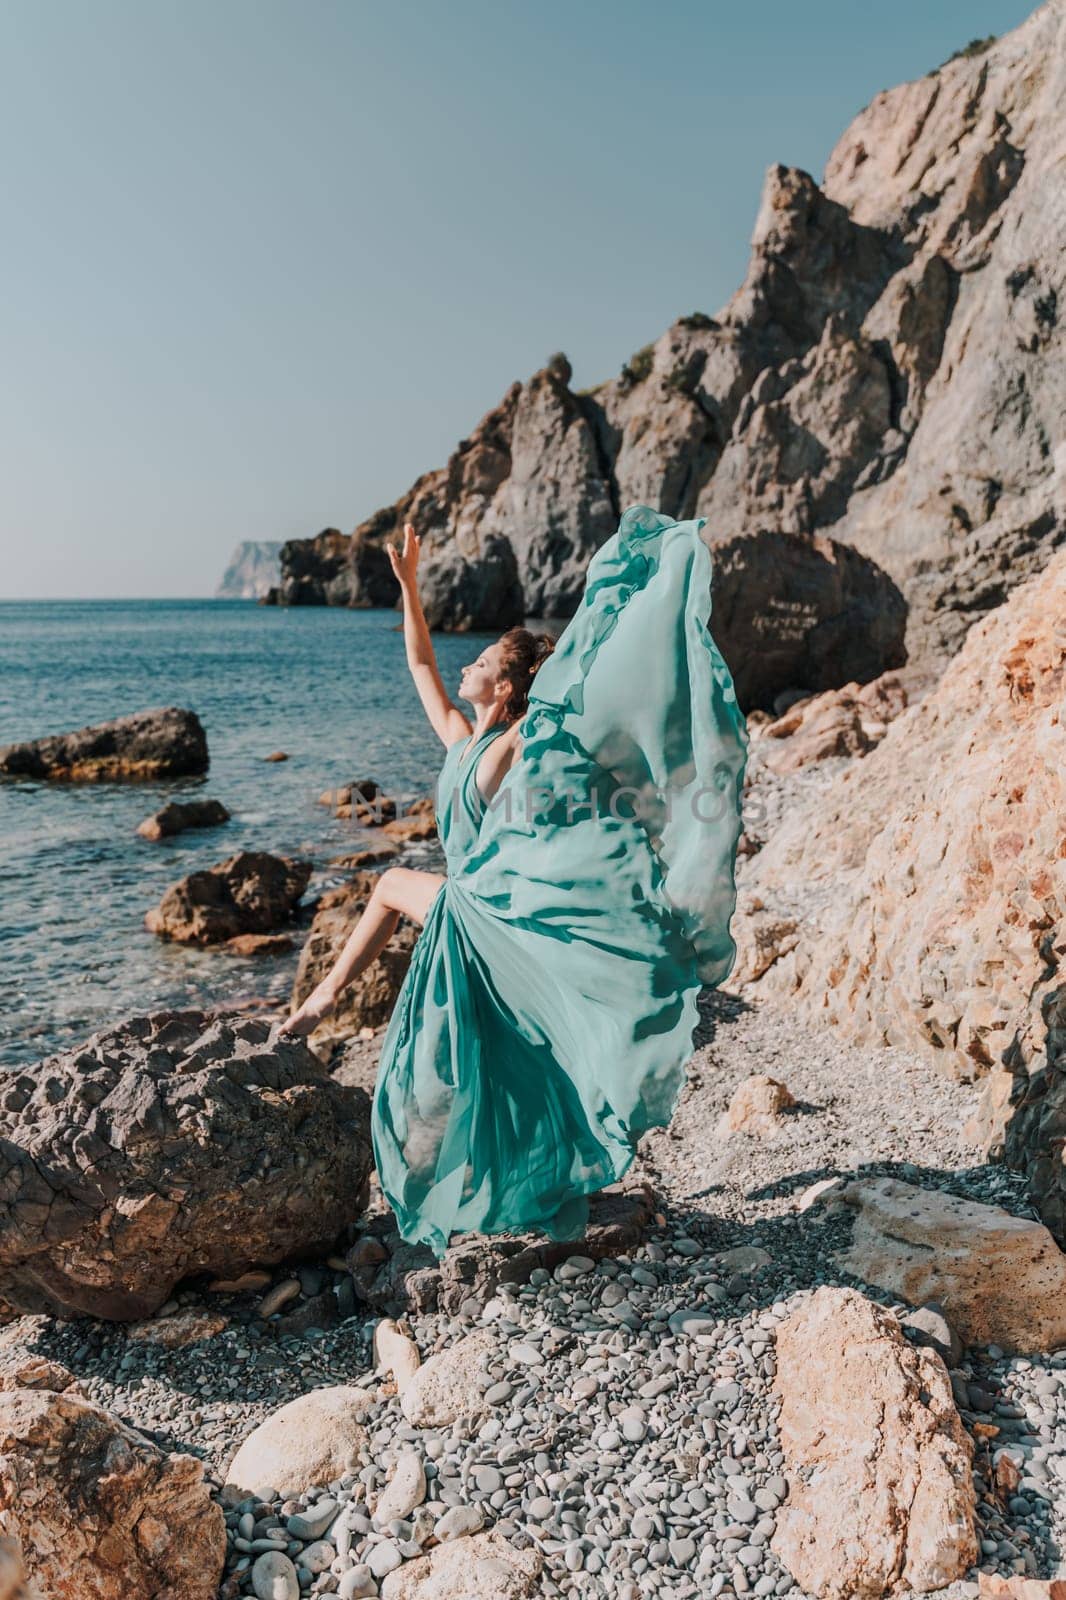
<box><xmin>458</xmin><ymin>640</ymin><xmax>507</xmax><ymax>708</ymax></box>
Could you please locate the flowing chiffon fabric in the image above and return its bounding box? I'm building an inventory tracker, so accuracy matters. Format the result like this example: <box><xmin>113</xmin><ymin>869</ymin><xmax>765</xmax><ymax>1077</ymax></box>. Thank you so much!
<box><xmin>371</xmin><ymin>505</ymin><xmax>748</xmax><ymax>1257</ymax></box>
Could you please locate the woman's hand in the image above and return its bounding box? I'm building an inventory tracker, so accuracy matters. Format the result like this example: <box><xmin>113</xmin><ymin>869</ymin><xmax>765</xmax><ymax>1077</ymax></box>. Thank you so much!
<box><xmin>387</xmin><ymin>522</ymin><xmax>420</xmax><ymax>588</ymax></box>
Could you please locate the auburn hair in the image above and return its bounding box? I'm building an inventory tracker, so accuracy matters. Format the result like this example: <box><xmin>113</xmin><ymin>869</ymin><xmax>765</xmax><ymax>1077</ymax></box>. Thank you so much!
<box><xmin>497</xmin><ymin>626</ymin><xmax>556</xmax><ymax>722</ymax></box>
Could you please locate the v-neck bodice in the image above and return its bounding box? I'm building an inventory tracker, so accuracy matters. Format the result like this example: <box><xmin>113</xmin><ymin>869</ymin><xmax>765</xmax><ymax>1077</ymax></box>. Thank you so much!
<box><xmin>435</xmin><ymin>723</ymin><xmax>509</xmax><ymax>869</ymax></box>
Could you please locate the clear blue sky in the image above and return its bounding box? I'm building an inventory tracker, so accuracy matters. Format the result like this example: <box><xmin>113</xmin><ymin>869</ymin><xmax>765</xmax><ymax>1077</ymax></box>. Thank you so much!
<box><xmin>1</xmin><ymin>0</ymin><xmax>1034</xmax><ymax>598</ymax></box>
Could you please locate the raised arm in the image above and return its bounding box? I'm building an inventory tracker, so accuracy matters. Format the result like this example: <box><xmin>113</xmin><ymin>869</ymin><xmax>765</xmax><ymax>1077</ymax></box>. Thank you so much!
<box><xmin>388</xmin><ymin>523</ymin><xmax>472</xmax><ymax>747</ymax></box>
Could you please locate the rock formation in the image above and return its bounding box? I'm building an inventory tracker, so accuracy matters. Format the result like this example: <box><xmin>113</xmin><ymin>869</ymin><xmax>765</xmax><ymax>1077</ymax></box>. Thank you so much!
<box><xmin>731</xmin><ymin>549</ymin><xmax>1066</xmax><ymax>1148</ymax></box>
<box><xmin>264</xmin><ymin>6</ymin><xmax>1063</xmax><ymax>674</ymax></box>
<box><xmin>0</xmin><ymin>1011</ymin><xmax>373</xmax><ymax>1319</ymax></box>
<box><xmin>0</xmin><ymin>706</ymin><xmax>208</xmax><ymax>781</ymax></box>
<box><xmin>215</xmin><ymin>540</ymin><xmax>282</xmax><ymax>599</ymax></box>
<box><xmin>771</xmin><ymin>1286</ymin><xmax>978</xmax><ymax>1598</ymax></box>
<box><xmin>751</xmin><ymin>671</ymin><xmax>907</xmax><ymax>773</ymax></box>
<box><xmin>1004</xmin><ymin>984</ymin><xmax>1066</xmax><ymax>1245</ymax></box>
<box><xmin>136</xmin><ymin>797</ymin><xmax>230</xmax><ymax>840</ymax></box>
<box><xmin>0</xmin><ymin>1386</ymin><xmax>225</xmax><ymax>1600</ymax></box>
<box><xmin>836</xmin><ymin>1177</ymin><xmax>1066</xmax><ymax>1353</ymax></box>
<box><xmin>145</xmin><ymin>850</ymin><xmax>312</xmax><ymax>944</ymax></box>
<box><xmin>289</xmin><ymin>872</ymin><xmax>416</xmax><ymax>1052</ymax></box>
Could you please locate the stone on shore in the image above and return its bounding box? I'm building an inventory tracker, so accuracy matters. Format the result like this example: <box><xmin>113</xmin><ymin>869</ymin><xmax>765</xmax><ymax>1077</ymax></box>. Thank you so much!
<box><xmin>373</xmin><ymin>1450</ymin><xmax>426</xmax><ymax>1524</ymax></box>
<box><xmin>0</xmin><ymin>1010</ymin><xmax>372</xmax><ymax>1320</ymax></box>
<box><xmin>0</xmin><ymin>705</ymin><xmax>209</xmax><ymax>781</ymax></box>
<box><xmin>0</xmin><ymin>1387</ymin><xmax>225</xmax><ymax>1600</ymax></box>
<box><xmin>717</xmin><ymin>1073</ymin><xmax>796</xmax><ymax>1138</ymax></box>
<box><xmin>754</xmin><ymin>672</ymin><xmax>907</xmax><ymax>773</ymax></box>
<box><xmin>127</xmin><ymin>1308</ymin><xmax>229</xmax><ymax>1349</ymax></box>
<box><xmin>145</xmin><ymin>850</ymin><xmax>312</xmax><ymax>945</ymax></box>
<box><xmin>835</xmin><ymin>1177</ymin><xmax>1066</xmax><ymax>1354</ymax></box>
<box><xmin>349</xmin><ymin>1184</ymin><xmax>655</xmax><ymax>1317</ymax></box>
<box><xmin>136</xmin><ymin>797</ymin><xmax>230</xmax><ymax>840</ymax></box>
<box><xmin>379</xmin><ymin>1530</ymin><xmax>542</xmax><ymax>1600</ymax></box>
<box><xmin>289</xmin><ymin>872</ymin><xmax>416</xmax><ymax>1050</ymax></box>
<box><xmin>225</xmin><ymin>1386</ymin><xmax>372</xmax><ymax>1496</ymax></box>
<box><xmin>399</xmin><ymin>1328</ymin><xmax>496</xmax><ymax>1428</ymax></box>
<box><xmin>373</xmin><ymin>1318</ymin><xmax>421</xmax><ymax>1393</ymax></box>
<box><xmin>771</xmin><ymin>1286</ymin><xmax>977</xmax><ymax>1598</ymax></box>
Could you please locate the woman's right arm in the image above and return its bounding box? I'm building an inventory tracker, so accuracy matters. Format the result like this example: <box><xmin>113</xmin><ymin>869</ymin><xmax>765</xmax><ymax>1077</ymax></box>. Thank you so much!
<box><xmin>388</xmin><ymin>523</ymin><xmax>471</xmax><ymax>747</ymax></box>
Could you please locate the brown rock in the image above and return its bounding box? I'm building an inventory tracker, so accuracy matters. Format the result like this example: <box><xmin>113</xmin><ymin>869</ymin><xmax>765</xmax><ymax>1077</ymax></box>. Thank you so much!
<box><xmin>329</xmin><ymin>844</ymin><xmax>401</xmax><ymax>870</ymax></box>
<box><xmin>771</xmin><ymin>1286</ymin><xmax>977</xmax><ymax>1598</ymax></box>
<box><xmin>0</xmin><ymin>706</ymin><xmax>208</xmax><ymax>782</ymax></box>
<box><xmin>836</xmin><ymin>1177</ymin><xmax>1066</xmax><ymax>1353</ymax></box>
<box><xmin>263</xmin><ymin>750</ymin><xmax>288</xmax><ymax>762</ymax></box>
<box><xmin>223</xmin><ymin>932</ymin><xmax>294</xmax><ymax>956</ymax></box>
<box><xmin>207</xmin><ymin>1270</ymin><xmax>272</xmax><ymax>1295</ymax></box>
<box><xmin>380</xmin><ymin>813</ymin><xmax>437</xmax><ymax>843</ymax></box>
<box><xmin>136</xmin><ymin>798</ymin><xmax>230</xmax><ymax>840</ymax></box>
<box><xmin>145</xmin><ymin>850</ymin><xmax>312</xmax><ymax>945</ymax></box>
<box><xmin>717</xmin><ymin>1074</ymin><xmax>795</xmax><ymax>1138</ymax></box>
<box><xmin>0</xmin><ymin>1388</ymin><xmax>224</xmax><ymax>1600</ymax></box>
<box><xmin>0</xmin><ymin>1010</ymin><xmax>372</xmax><ymax>1320</ymax></box>
<box><xmin>289</xmin><ymin>873</ymin><xmax>416</xmax><ymax>1051</ymax></box>
<box><xmin>350</xmin><ymin>1184</ymin><xmax>655</xmax><ymax>1317</ymax></box>
<box><xmin>755</xmin><ymin>672</ymin><xmax>907</xmax><ymax>772</ymax></box>
<box><xmin>0</xmin><ymin>1357</ymin><xmax>80</xmax><ymax>1394</ymax></box>
<box><xmin>379</xmin><ymin>1530</ymin><xmax>542</xmax><ymax>1599</ymax></box>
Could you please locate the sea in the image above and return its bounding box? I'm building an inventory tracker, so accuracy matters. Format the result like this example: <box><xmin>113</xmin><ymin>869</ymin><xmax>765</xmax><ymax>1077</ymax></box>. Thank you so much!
<box><xmin>0</xmin><ymin>598</ymin><xmax>497</xmax><ymax>1070</ymax></box>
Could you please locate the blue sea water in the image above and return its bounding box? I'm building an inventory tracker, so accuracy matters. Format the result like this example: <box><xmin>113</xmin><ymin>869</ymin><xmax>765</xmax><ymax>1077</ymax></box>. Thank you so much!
<box><xmin>0</xmin><ymin>598</ymin><xmax>495</xmax><ymax>1069</ymax></box>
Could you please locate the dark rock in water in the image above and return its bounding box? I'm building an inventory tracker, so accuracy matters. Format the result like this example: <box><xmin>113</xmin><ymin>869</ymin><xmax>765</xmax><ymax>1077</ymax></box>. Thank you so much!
<box><xmin>145</xmin><ymin>851</ymin><xmax>312</xmax><ymax>945</ymax></box>
<box><xmin>710</xmin><ymin>529</ymin><xmax>907</xmax><ymax>711</ymax></box>
<box><xmin>0</xmin><ymin>1010</ymin><xmax>373</xmax><ymax>1320</ymax></box>
<box><xmin>261</xmin><ymin>528</ymin><xmax>352</xmax><ymax>607</ymax></box>
<box><xmin>0</xmin><ymin>706</ymin><xmax>208</xmax><ymax>782</ymax></box>
<box><xmin>136</xmin><ymin>798</ymin><xmax>230</xmax><ymax>841</ymax></box>
<box><xmin>346</xmin><ymin>1184</ymin><xmax>655</xmax><ymax>1317</ymax></box>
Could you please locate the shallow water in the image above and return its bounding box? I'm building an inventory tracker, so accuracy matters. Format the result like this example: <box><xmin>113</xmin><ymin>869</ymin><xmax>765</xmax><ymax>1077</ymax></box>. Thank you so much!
<box><xmin>0</xmin><ymin>598</ymin><xmax>491</xmax><ymax>1068</ymax></box>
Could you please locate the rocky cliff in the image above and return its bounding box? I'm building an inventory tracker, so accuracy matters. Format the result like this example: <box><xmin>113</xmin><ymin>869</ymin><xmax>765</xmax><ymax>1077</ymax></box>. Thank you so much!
<box><xmin>267</xmin><ymin>5</ymin><xmax>1064</xmax><ymax>673</ymax></box>
<box><xmin>215</xmin><ymin>541</ymin><xmax>282</xmax><ymax>599</ymax></box>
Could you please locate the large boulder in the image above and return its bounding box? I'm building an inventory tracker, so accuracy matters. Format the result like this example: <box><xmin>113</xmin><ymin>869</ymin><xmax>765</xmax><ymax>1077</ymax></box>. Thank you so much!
<box><xmin>289</xmin><ymin>872</ymin><xmax>416</xmax><ymax>1053</ymax></box>
<box><xmin>136</xmin><ymin>798</ymin><xmax>230</xmax><ymax>841</ymax></box>
<box><xmin>731</xmin><ymin>549</ymin><xmax>1066</xmax><ymax>1117</ymax></box>
<box><xmin>0</xmin><ymin>1011</ymin><xmax>372</xmax><ymax>1320</ymax></box>
<box><xmin>771</xmin><ymin>1286</ymin><xmax>977</xmax><ymax>1599</ymax></box>
<box><xmin>0</xmin><ymin>706</ymin><xmax>208</xmax><ymax>781</ymax></box>
<box><xmin>708</xmin><ymin>529</ymin><xmax>907</xmax><ymax>711</ymax></box>
<box><xmin>0</xmin><ymin>1387</ymin><xmax>225</xmax><ymax>1600</ymax></box>
<box><xmin>145</xmin><ymin>851</ymin><xmax>312</xmax><ymax>944</ymax></box>
<box><xmin>835</xmin><ymin>1177</ymin><xmax>1066</xmax><ymax>1354</ymax></box>
<box><xmin>225</xmin><ymin>1386</ymin><xmax>371</xmax><ymax>1497</ymax></box>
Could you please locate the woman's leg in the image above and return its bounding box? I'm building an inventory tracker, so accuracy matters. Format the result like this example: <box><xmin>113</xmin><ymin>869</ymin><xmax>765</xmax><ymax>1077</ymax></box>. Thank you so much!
<box><xmin>277</xmin><ymin>867</ymin><xmax>445</xmax><ymax>1037</ymax></box>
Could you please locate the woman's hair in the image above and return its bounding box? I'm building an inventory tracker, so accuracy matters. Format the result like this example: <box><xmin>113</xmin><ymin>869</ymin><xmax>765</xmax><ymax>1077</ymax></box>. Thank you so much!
<box><xmin>496</xmin><ymin>626</ymin><xmax>556</xmax><ymax>722</ymax></box>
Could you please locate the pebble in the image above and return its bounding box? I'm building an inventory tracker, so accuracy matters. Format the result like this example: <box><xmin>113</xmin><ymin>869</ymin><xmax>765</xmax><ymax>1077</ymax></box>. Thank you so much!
<box><xmin>251</xmin><ymin>1551</ymin><xmax>299</xmax><ymax>1600</ymax></box>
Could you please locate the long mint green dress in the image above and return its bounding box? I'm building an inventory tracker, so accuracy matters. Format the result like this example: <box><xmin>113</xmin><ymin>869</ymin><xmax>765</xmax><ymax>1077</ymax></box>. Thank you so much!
<box><xmin>371</xmin><ymin>505</ymin><xmax>748</xmax><ymax>1258</ymax></box>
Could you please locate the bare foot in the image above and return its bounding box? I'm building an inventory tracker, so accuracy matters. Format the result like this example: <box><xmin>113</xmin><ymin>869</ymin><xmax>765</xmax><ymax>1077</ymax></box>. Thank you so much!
<box><xmin>275</xmin><ymin>983</ymin><xmax>339</xmax><ymax>1040</ymax></box>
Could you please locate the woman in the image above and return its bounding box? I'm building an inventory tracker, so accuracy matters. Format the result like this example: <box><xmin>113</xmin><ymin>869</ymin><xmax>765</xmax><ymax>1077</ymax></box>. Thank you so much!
<box><xmin>281</xmin><ymin>504</ymin><xmax>748</xmax><ymax>1259</ymax></box>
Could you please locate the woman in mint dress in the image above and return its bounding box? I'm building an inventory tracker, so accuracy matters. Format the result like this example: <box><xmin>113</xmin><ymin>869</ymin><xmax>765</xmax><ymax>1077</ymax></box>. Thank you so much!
<box><xmin>280</xmin><ymin>505</ymin><xmax>748</xmax><ymax>1258</ymax></box>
